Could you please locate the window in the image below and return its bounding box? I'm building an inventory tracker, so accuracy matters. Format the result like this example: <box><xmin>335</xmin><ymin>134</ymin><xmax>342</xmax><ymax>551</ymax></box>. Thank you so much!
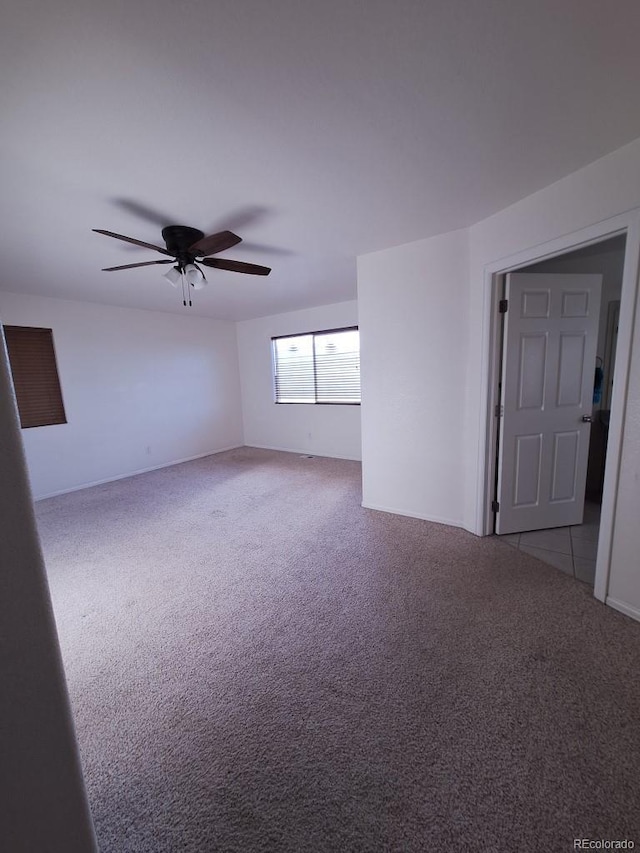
<box><xmin>3</xmin><ymin>326</ymin><xmax>67</xmax><ymax>428</ymax></box>
<box><xmin>272</xmin><ymin>327</ymin><xmax>360</xmax><ymax>404</ymax></box>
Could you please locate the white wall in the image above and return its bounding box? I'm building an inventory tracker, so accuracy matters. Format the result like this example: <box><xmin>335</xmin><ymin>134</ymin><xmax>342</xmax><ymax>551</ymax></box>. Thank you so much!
<box><xmin>0</xmin><ymin>293</ymin><xmax>243</xmax><ymax>498</ymax></box>
<box><xmin>237</xmin><ymin>301</ymin><xmax>361</xmax><ymax>460</ymax></box>
<box><xmin>357</xmin><ymin>229</ymin><xmax>469</xmax><ymax>526</ymax></box>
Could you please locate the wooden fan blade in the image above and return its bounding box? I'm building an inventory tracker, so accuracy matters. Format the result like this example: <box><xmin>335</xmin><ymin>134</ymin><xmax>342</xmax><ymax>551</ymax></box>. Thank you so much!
<box><xmin>200</xmin><ymin>258</ymin><xmax>271</xmax><ymax>276</ymax></box>
<box><xmin>188</xmin><ymin>230</ymin><xmax>242</xmax><ymax>257</ymax></box>
<box><xmin>93</xmin><ymin>229</ymin><xmax>172</xmax><ymax>256</ymax></box>
<box><xmin>102</xmin><ymin>260</ymin><xmax>174</xmax><ymax>271</ymax></box>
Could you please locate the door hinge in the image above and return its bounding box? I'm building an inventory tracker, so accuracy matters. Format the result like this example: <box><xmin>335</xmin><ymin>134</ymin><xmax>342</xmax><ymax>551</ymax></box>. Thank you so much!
<box><xmin>499</xmin><ymin>299</ymin><xmax>508</xmax><ymax>314</ymax></box>
<box><xmin>491</xmin><ymin>499</ymin><xmax>500</xmax><ymax>512</ymax></box>
<box><xmin>494</xmin><ymin>404</ymin><xmax>504</xmax><ymax>417</ymax></box>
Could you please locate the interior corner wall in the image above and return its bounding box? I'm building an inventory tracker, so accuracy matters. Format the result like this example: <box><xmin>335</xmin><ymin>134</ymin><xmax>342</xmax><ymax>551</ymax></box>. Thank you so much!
<box><xmin>0</xmin><ymin>328</ymin><xmax>97</xmax><ymax>852</ymax></box>
<box><xmin>466</xmin><ymin>136</ymin><xmax>640</xmax><ymax>619</ymax></box>
<box><xmin>357</xmin><ymin>228</ymin><xmax>469</xmax><ymax>527</ymax></box>
<box><xmin>0</xmin><ymin>292</ymin><xmax>243</xmax><ymax>498</ymax></box>
<box><xmin>236</xmin><ymin>301</ymin><xmax>361</xmax><ymax>461</ymax></box>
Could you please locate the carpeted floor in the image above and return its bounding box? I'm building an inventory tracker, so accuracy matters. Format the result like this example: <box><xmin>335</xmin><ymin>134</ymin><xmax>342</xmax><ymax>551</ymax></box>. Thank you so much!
<box><xmin>36</xmin><ymin>447</ymin><xmax>640</xmax><ymax>852</ymax></box>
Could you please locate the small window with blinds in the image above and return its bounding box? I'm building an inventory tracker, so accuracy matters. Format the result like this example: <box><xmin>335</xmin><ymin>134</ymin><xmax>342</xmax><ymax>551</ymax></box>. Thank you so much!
<box><xmin>3</xmin><ymin>326</ymin><xmax>67</xmax><ymax>428</ymax></box>
<box><xmin>272</xmin><ymin>327</ymin><xmax>360</xmax><ymax>405</ymax></box>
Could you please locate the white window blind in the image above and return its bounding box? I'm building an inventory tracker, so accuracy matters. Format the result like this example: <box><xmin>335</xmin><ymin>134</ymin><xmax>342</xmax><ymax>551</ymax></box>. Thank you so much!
<box><xmin>272</xmin><ymin>327</ymin><xmax>360</xmax><ymax>404</ymax></box>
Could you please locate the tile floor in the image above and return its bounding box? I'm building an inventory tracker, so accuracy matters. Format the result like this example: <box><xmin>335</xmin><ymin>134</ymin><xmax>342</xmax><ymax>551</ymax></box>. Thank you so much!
<box><xmin>496</xmin><ymin>501</ymin><xmax>601</xmax><ymax>586</ymax></box>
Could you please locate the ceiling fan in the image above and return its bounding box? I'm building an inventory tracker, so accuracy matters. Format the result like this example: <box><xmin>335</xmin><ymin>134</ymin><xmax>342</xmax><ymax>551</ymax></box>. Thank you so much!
<box><xmin>93</xmin><ymin>224</ymin><xmax>271</xmax><ymax>306</ymax></box>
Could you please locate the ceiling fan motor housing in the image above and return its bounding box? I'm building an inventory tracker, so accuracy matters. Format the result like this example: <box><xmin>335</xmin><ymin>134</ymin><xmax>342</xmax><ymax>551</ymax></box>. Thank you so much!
<box><xmin>162</xmin><ymin>225</ymin><xmax>204</xmax><ymax>267</ymax></box>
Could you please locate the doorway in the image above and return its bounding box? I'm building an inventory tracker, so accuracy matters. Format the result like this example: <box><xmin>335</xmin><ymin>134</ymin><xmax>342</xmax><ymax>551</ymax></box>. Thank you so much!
<box><xmin>493</xmin><ymin>235</ymin><xmax>625</xmax><ymax>587</ymax></box>
<box><xmin>480</xmin><ymin>210</ymin><xmax>640</xmax><ymax>606</ymax></box>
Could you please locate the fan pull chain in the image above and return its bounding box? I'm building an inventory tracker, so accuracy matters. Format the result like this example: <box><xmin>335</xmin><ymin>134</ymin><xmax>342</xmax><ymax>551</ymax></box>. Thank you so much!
<box><xmin>178</xmin><ymin>270</ymin><xmax>193</xmax><ymax>307</ymax></box>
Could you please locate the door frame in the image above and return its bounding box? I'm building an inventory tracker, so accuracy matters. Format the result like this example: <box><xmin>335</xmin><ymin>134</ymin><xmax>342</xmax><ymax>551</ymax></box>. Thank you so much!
<box><xmin>478</xmin><ymin>209</ymin><xmax>640</xmax><ymax>603</ymax></box>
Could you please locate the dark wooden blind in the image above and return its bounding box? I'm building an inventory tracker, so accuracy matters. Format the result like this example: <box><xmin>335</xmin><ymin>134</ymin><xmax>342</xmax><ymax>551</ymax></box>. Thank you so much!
<box><xmin>3</xmin><ymin>326</ymin><xmax>67</xmax><ymax>428</ymax></box>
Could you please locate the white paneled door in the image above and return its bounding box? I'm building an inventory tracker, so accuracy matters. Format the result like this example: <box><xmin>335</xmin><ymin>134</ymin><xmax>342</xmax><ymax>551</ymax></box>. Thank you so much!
<box><xmin>496</xmin><ymin>273</ymin><xmax>602</xmax><ymax>534</ymax></box>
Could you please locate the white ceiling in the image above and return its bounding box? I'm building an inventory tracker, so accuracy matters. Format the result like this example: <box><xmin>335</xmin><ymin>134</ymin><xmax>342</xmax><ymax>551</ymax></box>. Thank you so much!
<box><xmin>2</xmin><ymin>0</ymin><xmax>640</xmax><ymax>321</ymax></box>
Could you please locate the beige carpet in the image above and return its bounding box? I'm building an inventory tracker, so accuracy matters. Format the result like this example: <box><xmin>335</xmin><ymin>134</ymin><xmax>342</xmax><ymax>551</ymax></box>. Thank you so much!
<box><xmin>36</xmin><ymin>447</ymin><xmax>640</xmax><ymax>852</ymax></box>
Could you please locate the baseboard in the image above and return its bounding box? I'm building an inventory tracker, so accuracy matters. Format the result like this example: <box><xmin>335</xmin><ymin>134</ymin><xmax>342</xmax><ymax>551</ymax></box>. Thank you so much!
<box><xmin>605</xmin><ymin>596</ymin><xmax>640</xmax><ymax>624</ymax></box>
<box><xmin>361</xmin><ymin>501</ymin><xmax>463</xmax><ymax>529</ymax></box>
<box><xmin>33</xmin><ymin>445</ymin><xmax>244</xmax><ymax>500</ymax></box>
<box><xmin>245</xmin><ymin>443</ymin><xmax>362</xmax><ymax>462</ymax></box>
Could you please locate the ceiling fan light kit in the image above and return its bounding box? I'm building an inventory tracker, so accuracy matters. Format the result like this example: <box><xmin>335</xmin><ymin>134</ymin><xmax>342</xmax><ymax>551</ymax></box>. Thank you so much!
<box><xmin>163</xmin><ymin>266</ymin><xmax>182</xmax><ymax>287</ymax></box>
<box><xmin>93</xmin><ymin>221</ymin><xmax>271</xmax><ymax>307</ymax></box>
<box><xmin>184</xmin><ymin>263</ymin><xmax>206</xmax><ymax>289</ymax></box>
<box><xmin>168</xmin><ymin>265</ymin><xmax>203</xmax><ymax>306</ymax></box>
